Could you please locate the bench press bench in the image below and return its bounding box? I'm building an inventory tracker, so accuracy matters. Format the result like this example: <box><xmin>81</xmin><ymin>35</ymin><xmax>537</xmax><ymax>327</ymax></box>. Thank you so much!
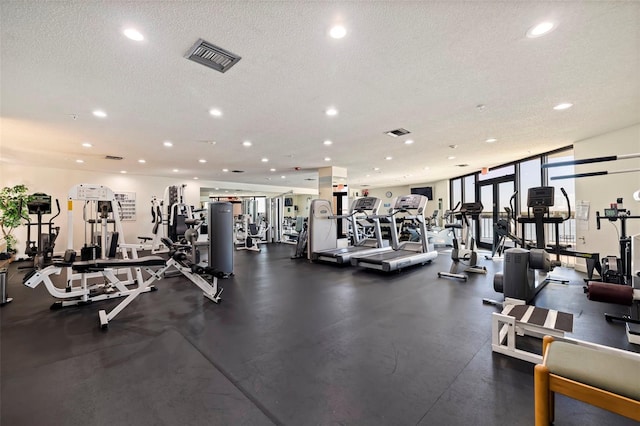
<box><xmin>534</xmin><ymin>335</ymin><xmax>640</xmax><ymax>425</ymax></box>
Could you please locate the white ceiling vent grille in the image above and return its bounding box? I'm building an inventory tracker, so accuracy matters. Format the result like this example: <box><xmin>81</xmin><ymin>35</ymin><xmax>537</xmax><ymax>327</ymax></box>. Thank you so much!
<box><xmin>185</xmin><ymin>39</ymin><xmax>241</xmax><ymax>73</ymax></box>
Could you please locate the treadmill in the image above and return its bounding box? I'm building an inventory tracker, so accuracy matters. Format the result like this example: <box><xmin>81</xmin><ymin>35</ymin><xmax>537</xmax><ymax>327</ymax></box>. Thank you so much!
<box><xmin>350</xmin><ymin>194</ymin><xmax>438</xmax><ymax>272</ymax></box>
<box><xmin>312</xmin><ymin>197</ymin><xmax>391</xmax><ymax>264</ymax></box>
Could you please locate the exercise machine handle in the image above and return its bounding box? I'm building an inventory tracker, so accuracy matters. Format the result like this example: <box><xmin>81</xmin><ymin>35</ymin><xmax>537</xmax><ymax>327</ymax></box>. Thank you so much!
<box><xmin>50</xmin><ymin>199</ymin><xmax>61</xmax><ymax>224</ymax></box>
<box><xmin>560</xmin><ymin>187</ymin><xmax>571</xmax><ymax>222</ymax></box>
<box><xmin>509</xmin><ymin>191</ymin><xmax>518</xmax><ymax>220</ymax></box>
<box><xmin>596</xmin><ymin>211</ymin><xmax>601</xmax><ymax>230</ymax></box>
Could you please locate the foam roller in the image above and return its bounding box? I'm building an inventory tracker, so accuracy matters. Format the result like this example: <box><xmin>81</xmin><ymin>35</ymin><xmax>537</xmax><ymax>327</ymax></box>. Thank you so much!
<box><xmin>586</xmin><ymin>282</ymin><xmax>633</xmax><ymax>306</ymax></box>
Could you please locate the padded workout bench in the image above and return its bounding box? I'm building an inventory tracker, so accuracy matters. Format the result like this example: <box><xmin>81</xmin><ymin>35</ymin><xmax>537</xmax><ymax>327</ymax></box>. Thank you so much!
<box><xmin>534</xmin><ymin>336</ymin><xmax>640</xmax><ymax>425</ymax></box>
<box><xmin>492</xmin><ymin>300</ymin><xmax>573</xmax><ymax>364</ymax></box>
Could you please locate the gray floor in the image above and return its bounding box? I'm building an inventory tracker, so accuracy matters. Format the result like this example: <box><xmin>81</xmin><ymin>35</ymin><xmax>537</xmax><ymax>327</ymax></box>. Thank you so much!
<box><xmin>1</xmin><ymin>244</ymin><xmax>638</xmax><ymax>425</ymax></box>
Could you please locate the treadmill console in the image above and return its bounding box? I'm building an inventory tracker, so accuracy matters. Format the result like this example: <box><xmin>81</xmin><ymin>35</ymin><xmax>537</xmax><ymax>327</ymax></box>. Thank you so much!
<box><xmin>394</xmin><ymin>195</ymin><xmax>427</xmax><ymax>211</ymax></box>
<box><xmin>353</xmin><ymin>197</ymin><xmax>379</xmax><ymax>211</ymax></box>
<box><xmin>459</xmin><ymin>202</ymin><xmax>483</xmax><ymax>215</ymax></box>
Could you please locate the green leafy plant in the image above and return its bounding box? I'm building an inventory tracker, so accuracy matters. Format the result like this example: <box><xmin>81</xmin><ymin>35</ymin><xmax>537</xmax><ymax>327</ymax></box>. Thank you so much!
<box><xmin>0</xmin><ymin>184</ymin><xmax>30</xmax><ymax>253</ymax></box>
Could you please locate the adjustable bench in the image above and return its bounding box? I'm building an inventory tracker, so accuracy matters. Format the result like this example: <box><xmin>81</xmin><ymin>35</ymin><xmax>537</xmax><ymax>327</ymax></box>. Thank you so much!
<box><xmin>534</xmin><ymin>335</ymin><xmax>640</xmax><ymax>425</ymax></box>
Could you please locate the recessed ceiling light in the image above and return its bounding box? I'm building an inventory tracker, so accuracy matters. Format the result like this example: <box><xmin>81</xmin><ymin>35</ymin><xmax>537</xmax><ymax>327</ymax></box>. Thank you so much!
<box><xmin>76</xmin><ymin>159</ymin><xmax>84</xmax><ymax>163</ymax></box>
<box><xmin>120</xmin><ymin>170</ymin><xmax>127</xmax><ymax>174</ymax></box>
<box><xmin>424</xmin><ymin>166</ymin><xmax>430</xmax><ymax>170</ymax></box>
<box><xmin>82</xmin><ymin>142</ymin><xmax>92</xmax><ymax>148</ymax></box>
<box><xmin>447</xmin><ymin>156</ymin><xmax>456</xmax><ymax>160</ymax></box>
<box><xmin>173</xmin><ymin>169</ymin><xmax>179</xmax><ymax>172</ymax></box>
<box><xmin>373</xmin><ymin>167</ymin><xmax>380</xmax><ymax>171</ymax></box>
<box><xmin>138</xmin><ymin>159</ymin><xmax>146</xmax><ymax>163</ymax></box>
<box><xmin>209</xmin><ymin>108</ymin><xmax>222</xmax><ymax>117</ymax></box>
<box><xmin>222</xmin><ymin>168</ymin><xmax>229</xmax><ymax>172</ymax></box>
<box><xmin>193</xmin><ymin>177</ymin><xmax>199</xmax><ymax>180</ymax></box>
<box><xmin>553</xmin><ymin>102</ymin><xmax>573</xmax><ymax>110</ymax></box>
<box><xmin>526</xmin><ymin>21</ymin><xmax>555</xmax><ymax>38</ymax></box>
<box><xmin>324</xmin><ymin>157</ymin><xmax>331</xmax><ymax>161</ymax></box>
<box><xmin>199</xmin><ymin>159</ymin><xmax>207</xmax><ymax>163</ymax></box>
<box><xmin>485</xmin><ymin>138</ymin><xmax>498</xmax><ymax>143</ymax></box>
<box><xmin>242</xmin><ymin>141</ymin><xmax>252</xmax><ymax>147</ymax></box>
<box><xmin>281</xmin><ymin>175</ymin><xmax>286</xmax><ymax>179</ymax></box>
<box><xmin>163</xmin><ymin>141</ymin><xmax>173</xmax><ymax>147</ymax></box>
<box><xmin>270</xmin><ymin>168</ymin><xmax>276</xmax><ymax>172</ymax></box>
<box><xmin>329</xmin><ymin>25</ymin><xmax>347</xmax><ymax>39</ymax></box>
<box><xmin>385</xmin><ymin>156</ymin><xmax>393</xmax><ymax>160</ymax></box>
<box><xmin>325</xmin><ymin>107</ymin><xmax>338</xmax><ymax>116</ymax></box>
<box><xmin>92</xmin><ymin>110</ymin><xmax>107</xmax><ymax>118</ymax></box>
<box><xmin>366</xmin><ymin>174</ymin><xmax>371</xmax><ymax>177</ymax></box>
<box><xmin>123</xmin><ymin>28</ymin><xmax>144</xmax><ymax>41</ymax></box>
<box><xmin>261</xmin><ymin>158</ymin><xmax>269</xmax><ymax>162</ymax></box>
<box><xmin>404</xmin><ymin>139</ymin><xmax>414</xmax><ymax>145</ymax></box>
<box><xmin>323</xmin><ymin>140</ymin><xmax>333</xmax><ymax>145</ymax></box>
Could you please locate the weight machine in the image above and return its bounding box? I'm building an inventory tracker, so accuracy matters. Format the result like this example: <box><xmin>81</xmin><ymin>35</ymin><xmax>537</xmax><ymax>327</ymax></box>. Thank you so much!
<box><xmin>485</xmin><ymin>186</ymin><xmax>571</xmax><ymax>305</ymax></box>
<box><xmin>164</xmin><ymin>185</ymin><xmax>195</xmax><ymax>243</ymax></box>
<box><xmin>583</xmin><ymin>197</ymin><xmax>640</xmax><ymax>344</ymax></box>
<box><xmin>23</xmin><ymin>197</ymin><xmax>228</xmax><ymax>329</ymax></box>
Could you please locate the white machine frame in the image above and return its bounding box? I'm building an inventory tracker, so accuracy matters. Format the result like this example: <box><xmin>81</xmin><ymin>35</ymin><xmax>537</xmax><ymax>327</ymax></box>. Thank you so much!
<box><xmin>491</xmin><ymin>298</ymin><xmax>572</xmax><ymax>364</ymax></box>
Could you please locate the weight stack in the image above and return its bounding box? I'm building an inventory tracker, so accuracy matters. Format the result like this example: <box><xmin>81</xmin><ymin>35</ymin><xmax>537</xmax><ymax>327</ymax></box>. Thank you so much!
<box><xmin>208</xmin><ymin>202</ymin><xmax>234</xmax><ymax>277</ymax></box>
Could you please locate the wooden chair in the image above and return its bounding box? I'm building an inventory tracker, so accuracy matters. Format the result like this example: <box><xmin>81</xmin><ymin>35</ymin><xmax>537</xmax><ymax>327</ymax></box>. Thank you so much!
<box><xmin>534</xmin><ymin>335</ymin><xmax>640</xmax><ymax>425</ymax></box>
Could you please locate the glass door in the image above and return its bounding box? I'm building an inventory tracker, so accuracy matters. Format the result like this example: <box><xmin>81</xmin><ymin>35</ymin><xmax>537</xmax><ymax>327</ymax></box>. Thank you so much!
<box><xmin>477</xmin><ymin>178</ymin><xmax>516</xmax><ymax>250</ymax></box>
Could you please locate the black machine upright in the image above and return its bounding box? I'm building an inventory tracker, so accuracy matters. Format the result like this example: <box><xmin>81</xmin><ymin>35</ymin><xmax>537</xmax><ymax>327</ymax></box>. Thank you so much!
<box><xmin>486</xmin><ymin>186</ymin><xmax>571</xmax><ymax>304</ymax></box>
<box><xmin>24</xmin><ymin>193</ymin><xmax>61</xmax><ymax>268</ymax></box>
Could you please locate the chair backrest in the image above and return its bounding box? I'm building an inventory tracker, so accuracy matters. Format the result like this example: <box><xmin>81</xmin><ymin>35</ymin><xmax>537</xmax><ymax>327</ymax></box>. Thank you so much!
<box><xmin>248</xmin><ymin>223</ymin><xmax>259</xmax><ymax>236</ymax></box>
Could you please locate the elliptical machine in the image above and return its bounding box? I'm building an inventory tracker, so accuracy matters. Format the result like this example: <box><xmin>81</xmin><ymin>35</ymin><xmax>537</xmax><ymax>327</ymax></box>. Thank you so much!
<box><xmin>24</xmin><ymin>193</ymin><xmax>61</xmax><ymax>269</ymax></box>
<box><xmin>438</xmin><ymin>201</ymin><xmax>487</xmax><ymax>281</ymax></box>
<box><xmin>486</xmin><ymin>191</ymin><xmax>523</xmax><ymax>260</ymax></box>
<box><xmin>485</xmin><ymin>186</ymin><xmax>571</xmax><ymax>305</ymax></box>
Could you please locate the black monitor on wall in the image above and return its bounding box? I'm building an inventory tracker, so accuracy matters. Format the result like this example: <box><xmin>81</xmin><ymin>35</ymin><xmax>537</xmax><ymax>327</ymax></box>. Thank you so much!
<box><xmin>410</xmin><ymin>186</ymin><xmax>433</xmax><ymax>200</ymax></box>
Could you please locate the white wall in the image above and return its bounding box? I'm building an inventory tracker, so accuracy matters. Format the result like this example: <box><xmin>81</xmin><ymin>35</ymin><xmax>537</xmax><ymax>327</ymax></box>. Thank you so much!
<box><xmin>0</xmin><ymin>163</ymin><xmax>314</xmax><ymax>257</ymax></box>
<box><xmin>574</xmin><ymin>124</ymin><xmax>640</xmax><ymax>266</ymax></box>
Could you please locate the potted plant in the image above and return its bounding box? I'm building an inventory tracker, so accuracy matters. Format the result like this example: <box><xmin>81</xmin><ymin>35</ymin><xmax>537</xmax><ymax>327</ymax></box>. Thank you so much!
<box><xmin>0</xmin><ymin>184</ymin><xmax>30</xmax><ymax>257</ymax></box>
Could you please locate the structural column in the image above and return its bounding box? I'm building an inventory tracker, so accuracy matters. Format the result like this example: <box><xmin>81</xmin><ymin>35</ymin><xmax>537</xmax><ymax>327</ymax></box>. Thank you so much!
<box><xmin>318</xmin><ymin>166</ymin><xmax>348</xmax><ymax>237</ymax></box>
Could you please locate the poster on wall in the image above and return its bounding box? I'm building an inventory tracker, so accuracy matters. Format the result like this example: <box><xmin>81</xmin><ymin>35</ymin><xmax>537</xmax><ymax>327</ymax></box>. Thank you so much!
<box><xmin>115</xmin><ymin>192</ymin><xmax>136</xmax><ymax>221</ymax></box>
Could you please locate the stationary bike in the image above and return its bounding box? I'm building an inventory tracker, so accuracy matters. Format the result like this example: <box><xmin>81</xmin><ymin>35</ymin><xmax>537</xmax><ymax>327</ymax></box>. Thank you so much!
<box><xmin>438</xmin><ymin>201</ymin><xmax>487</xmax><ymax>281</ymax></box>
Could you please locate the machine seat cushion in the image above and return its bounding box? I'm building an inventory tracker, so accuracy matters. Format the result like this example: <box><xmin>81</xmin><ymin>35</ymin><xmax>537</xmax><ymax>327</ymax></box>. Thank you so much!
<box><xmin>72</xmin><ymin>256</ymin><xmax>166</xmax><ymax>272</ymax></box>
<box><xmin>545</xmin><ymin>341</ymin><xmax>640</xmax><ymax>400</ymax></box>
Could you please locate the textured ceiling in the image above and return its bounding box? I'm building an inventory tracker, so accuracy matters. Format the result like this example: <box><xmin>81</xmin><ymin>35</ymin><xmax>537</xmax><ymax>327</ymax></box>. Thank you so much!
<box><xmin>1</xmin><ymin>1</ymin><xmax>639</xmax><ymax>192</ymax></box>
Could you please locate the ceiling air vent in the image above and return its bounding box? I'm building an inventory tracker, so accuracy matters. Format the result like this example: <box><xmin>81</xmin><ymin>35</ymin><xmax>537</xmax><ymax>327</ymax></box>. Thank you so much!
<box><xmin>456</xmin><ymin>164</ymin><xmax>469</xmax><ymax>167</ymax></box>
<box><xmin>231</xmin><ymin>170</ymin><xmax>244</xmax><ymax>173</ymax></box>
<box><xmin>105</xmin><ymin>155</ymin><xmax>124</xmax><ymax>160</ymax></box>
<box><xmin>385</xmin><ymin>128</ymin><xmax>411</xmax><ymax>137</ymax></box>
<box><xmin>185</xmin><ymin>39</ymin><xmax>241</xmax><ymax>73</ymax></box>
<box><xmin>304</xmin><ymin>178</ymin><xmax>316</xmax><ymax>181</ymax></box>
